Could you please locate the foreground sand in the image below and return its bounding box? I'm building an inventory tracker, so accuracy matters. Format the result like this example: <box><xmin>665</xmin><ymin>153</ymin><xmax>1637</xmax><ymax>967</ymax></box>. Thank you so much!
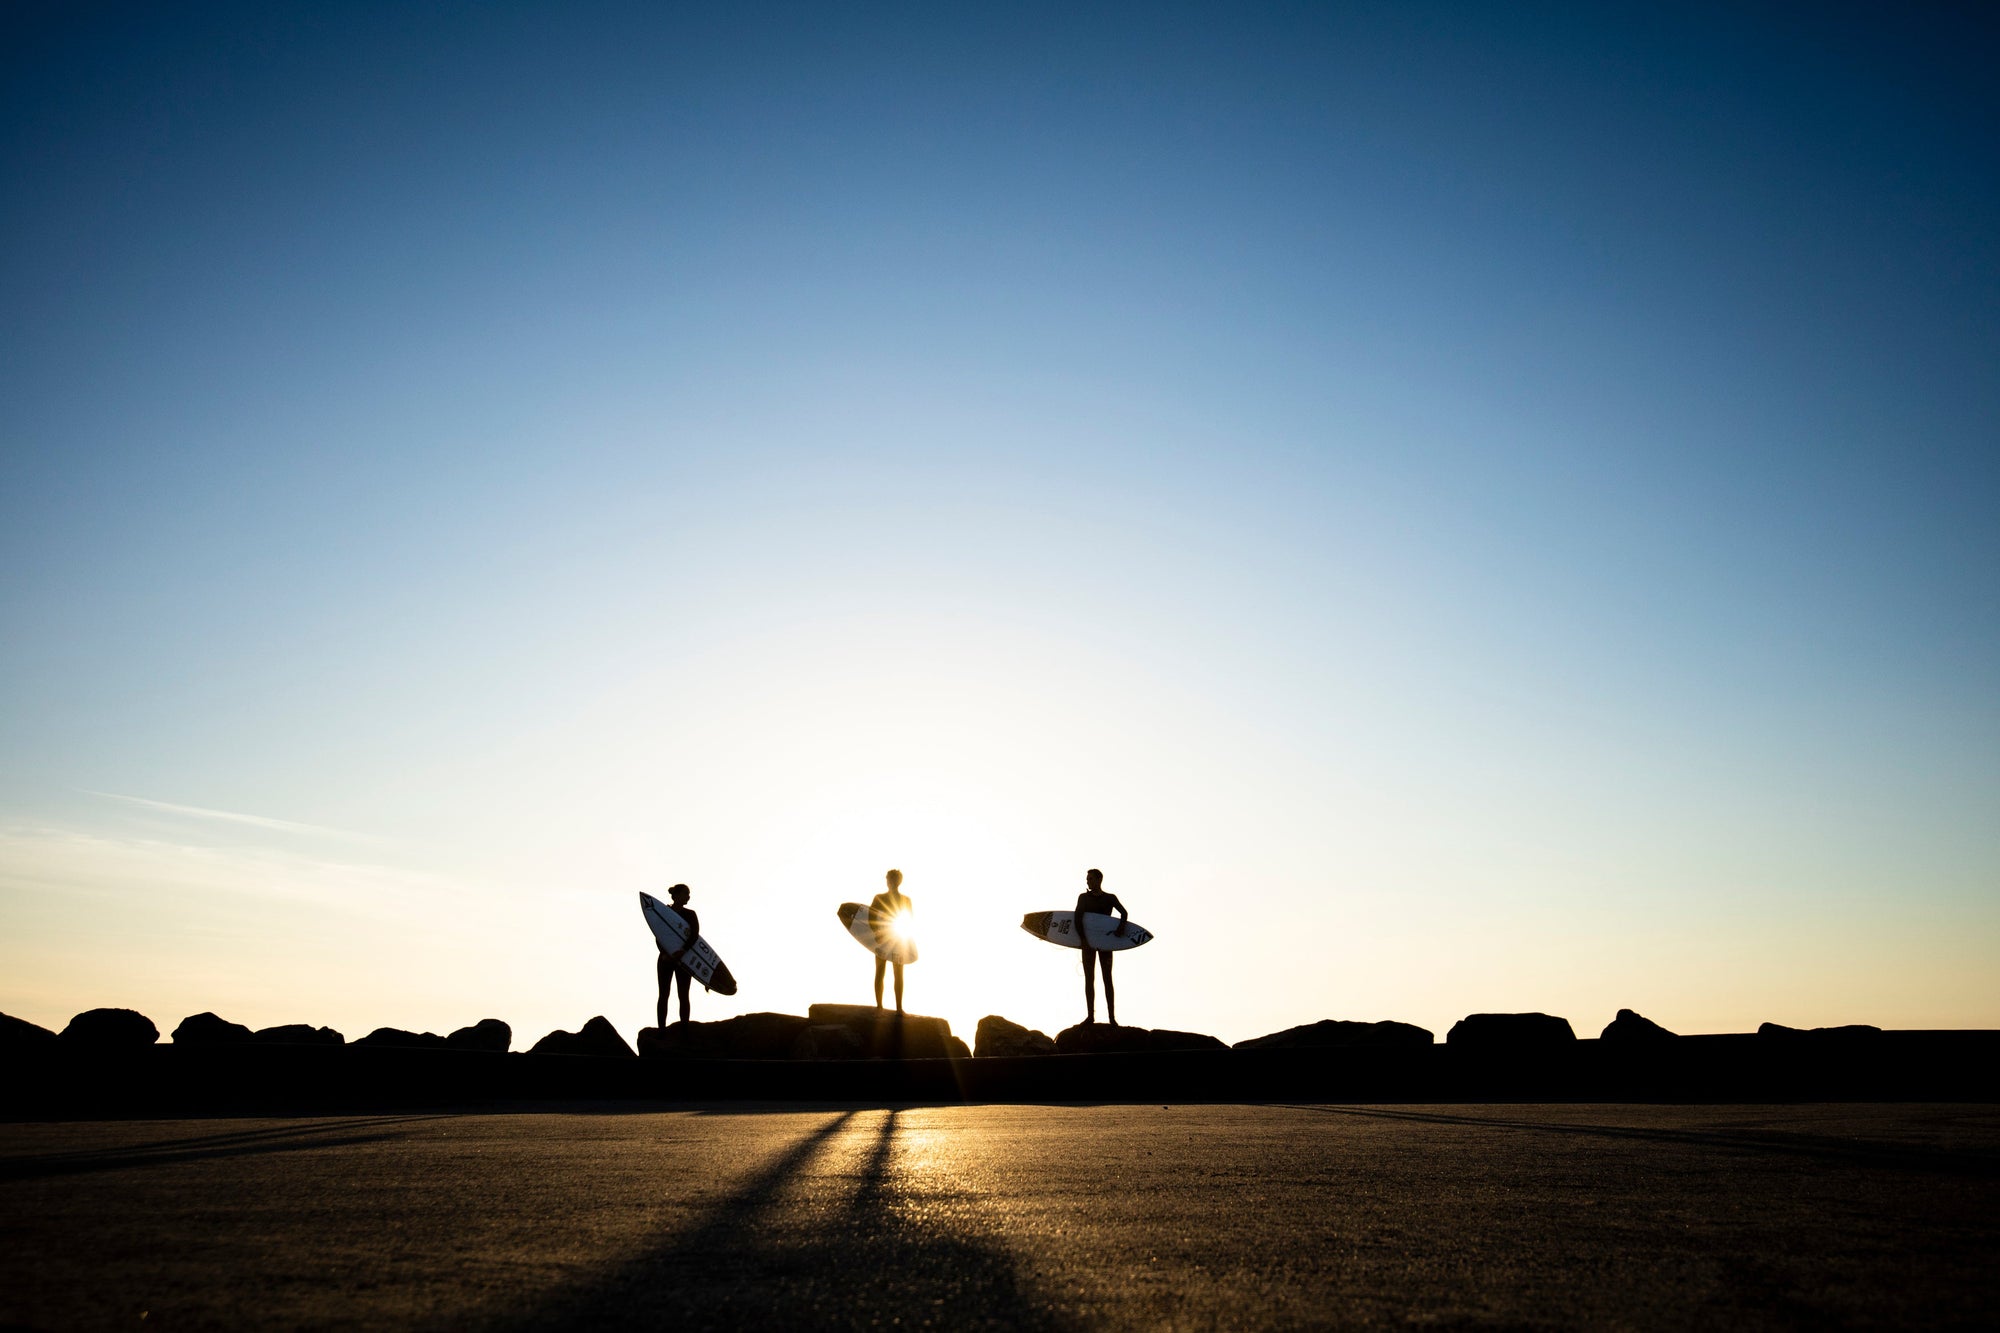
<box><xmin>3</xmin><ymin>1103</ymin><xmax>1996</xmax><ymax>1328</ymax></box>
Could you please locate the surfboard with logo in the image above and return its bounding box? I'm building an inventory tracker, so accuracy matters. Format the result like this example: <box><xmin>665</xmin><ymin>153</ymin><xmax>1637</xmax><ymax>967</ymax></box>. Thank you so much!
<box><xmin>1021</xmin><ymin>910</ymin><xmax>1152</xmax><ymax>952</ymax></box>
<box><xmin>640</xmin><ymin>892</ymin><xmax>738</xmax><ymax>995</ymax></box>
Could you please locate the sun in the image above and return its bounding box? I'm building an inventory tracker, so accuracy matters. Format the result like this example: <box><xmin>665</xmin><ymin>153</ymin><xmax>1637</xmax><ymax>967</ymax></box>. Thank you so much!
<box><xmin>883</xmin><ymin>911</ymin><xmax>914</xmax><ymax>944</ymax></box>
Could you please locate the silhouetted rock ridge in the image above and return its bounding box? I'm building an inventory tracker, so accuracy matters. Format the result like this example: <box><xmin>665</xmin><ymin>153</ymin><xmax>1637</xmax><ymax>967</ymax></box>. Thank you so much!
<box><xmin>1234</xmin><ymin>1019</ymin><xmax>1433</xmax><ymax>1051</ymax></box>
<box><xmin>61</xmin><ymin>1008</ymin><xmax>158</xmax><ymax>1048</ymax></box>
<box><xmin>1446</xmin><ymin>1013</ymin><xmax>1576</xmax><ymax>1049</ymax></box>
<box><xmin>1601</xmin><ymin>1009</ymin><xmax>1678</xmax><ymax>1042</ymax></box>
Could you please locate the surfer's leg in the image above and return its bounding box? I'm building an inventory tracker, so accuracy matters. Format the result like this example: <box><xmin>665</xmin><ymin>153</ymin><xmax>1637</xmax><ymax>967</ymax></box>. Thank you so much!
<box><xmin>1082</xmin><ymin>950</ymin><xmax>1097</xmax><ymax>1023</ymax></box>
<box><xmin>1102</xmin><ymin>950</ymin><xmax>1117</xmax><ymax>1026</ymax></box>
<box><xmin>675</xmin><ymin>965</ymin><xmax>692</xmax><ymax>1024</ymax></box>
<box><xmin>656</xmin><ymin>953</ymin><xmax>671</xmax><ymax>1029</ymax></box>
<box><xmin>874</xmin><ymin>956</ymin><xmax>887</xmax><ymax>1008</ymax></box>
<box><xmin>892</xmin><ymin>961</ymin><xmax>904</xmax><ymax>1014</ymax></box>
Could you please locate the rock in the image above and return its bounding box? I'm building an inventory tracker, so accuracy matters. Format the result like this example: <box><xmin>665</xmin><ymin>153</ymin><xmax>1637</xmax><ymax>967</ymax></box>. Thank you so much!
<box><xmin>791</xmin><ymin>1024</ymin><xmax>868</xmax><ymax>1060</ymax></box>
<box><xmin>1233</xmin><ymin>1019</ymin><xmax>1433</xmax><ymax>1051</ymax></box>
<box><xmin>1758</xmin><ymin>1022</ymin><xmax>1884</xmax><ymax>1039</ymax></box>
<box><xmin>1600</xmin><ymin>1009</ymin><xmax>1678</xmax><ymax>1042</ymax></box>
<box><xmin>806</xmin><ymin>1004</ymin><xmax>963</xmax><ymax>1060</ymax></box>
<box><xmin>60</xmin><ymin>1008</ymin><xmax>158</xmax><ymax>1049</ymax></box>
<box><xmin>1055</xmin><ymin>1023</ymin><xmax>1227</xmax><ymax>1055</ymax></box>
<box><xmin>975</xmin><ymin>1015</ymin><xmax>1058</xmax><ymax>1058</ymax></box>
<box><xmin>171</xmin><ymin>1012</ymin><xmax>254</xmax><ymax>1045</ymax></box>
<box><xmin>638</xmin><ymin>1013</ymin><xmax>812</xmax><ymax>1059</ymax></box>
<box><xmin>0</xmin><ymin>1012</ymin><xmax>59</xmax><ymax>1047</ymax></box>
<box><xmin>1445</xmin><ymin>1013</ymin><xmax>1577</xmax><ymax>1050</ymax></box>
<box><xmin>251</xmin><ymin>1024</ymin><xmax>345</xmax><ymax>1046</ymax></box>
<box><xmin>355</xmin><ymin>1027</ymin><xmax>448</xmax><ymax>1050</ymax></box>
<box><xmin>530</xmin><ymin>1016</ymin><xmax>637</xmax><ymax>1058</ymax></box>
<box><xmin>446</xmin><ymin>1019</ymin><xmax>511</xmax><ymax>1053</ymax></box>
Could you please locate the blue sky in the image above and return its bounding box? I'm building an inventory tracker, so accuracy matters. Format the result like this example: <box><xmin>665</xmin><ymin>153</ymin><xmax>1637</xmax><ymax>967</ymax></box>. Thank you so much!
<box><xmin>3</xmin><ymin>2</ymin><xmax>1994</xmax><ymax>1044</ymax></box>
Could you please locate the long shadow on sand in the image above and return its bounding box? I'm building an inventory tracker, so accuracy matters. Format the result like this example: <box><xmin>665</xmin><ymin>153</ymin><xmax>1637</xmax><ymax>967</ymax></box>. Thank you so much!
<box><xmin>492</xmin><ymin>1110</ymin><xmax>1069</xmax><ymax>1332</ymax></box>
<box><xmin>0</xmin><ymin>1115</ymin><xmax>449</xmax><ymax>1183</ymax></box>
<box><xmin>1293</xmin><ymin>1105</ymin><xmax>2000</xmax><ymax>1179</ymax></box>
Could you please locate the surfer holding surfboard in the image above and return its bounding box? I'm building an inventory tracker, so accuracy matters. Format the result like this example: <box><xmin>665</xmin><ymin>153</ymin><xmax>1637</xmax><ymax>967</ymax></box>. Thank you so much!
<box><xmin>1075</xmin><ymin>868</ymin><xmax>1129</xmax><ymax>1026</ymax></box>
<box><xmin>869</xmin><ymin>869</ymin><xmax>914</xmax><ymax>1013</ymax></box>
<box><xmin>654</xmin><ymin>883</ymin><xmax>701</xmax><ymax>1026</ymax></box>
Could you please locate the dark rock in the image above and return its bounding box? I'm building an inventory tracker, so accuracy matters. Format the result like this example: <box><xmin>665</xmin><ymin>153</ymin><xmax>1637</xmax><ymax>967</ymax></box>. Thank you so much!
<box><xmin>1758</xmin><ymin>1022</ymin><xmax>1884</xmax><ymax>1039</ymax></box>
<box><xmin>171</xmin><ymin>1012</ymin><xmax>254</xmax><ymax>1045</ymax></box>
<box><xmin>446</xmin><ymin>1019</ymin><xmax>511</xmax><ymax>1053</ymax></box>
<box><xmin>530</xmin><ymin>1016</ymin><xmax>636</xmax><ymax>1058</ymax></box>
<box><xmin>1055</xmin><ymin>1023</ymin><xmax>1227</xmax><ymax>1055</ymax></box>
<box><xmin>355</xmin><ymin>1027</ymin><xmax>448</xmax><ymax>1050</ymax></box>
<box><xmin>1601</xmin><ymin>1009</ymin><xmax>1678</xmax><ymax>1042</ymax></box>
<box><xmin>60</xmin><ymin>1008</ymin><xmax>158</xmax><ymax>1048</ymax></box>
<box><xmin>975</xmin><ymin>1015</ymin><xmax>1058</xmax><ymax>1058</ymax></box>
<box><xmin>1445</xmin><ymin>1013</ymin><xmax>1577</xmax><ymax>1050</ymax></box>
<box><xmin>638</xmin><ymin>1012</ymin><xmax>812</xmax><ymax>1059</ymax></box>
<box><xmin>1233</xmin><ymin>1019</ymin><xmax>1433</xmax><ymax>1051</ymax></box>
<box><xmin>0</xmin><ymin>1012</ymin><xmax>59</xmax><ymax>1047</ymax></box>
<box><xmin>251</xmin><ymin>1024</ymin><xmax>345</xmax><ymax>1046</ymax></box>
<box><xmin>806</xmin><ymin>1003</ymin><xmax>963</xmax><ymax>1060</ymax></box>
<box><xmin>791</xmin><ymin>1024</ymin><xmax>868</xmax><ymax>1060</ymax></box>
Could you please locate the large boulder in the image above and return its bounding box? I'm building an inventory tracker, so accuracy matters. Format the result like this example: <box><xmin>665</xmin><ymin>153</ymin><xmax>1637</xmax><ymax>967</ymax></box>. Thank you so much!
<box><xmin>252</xmin><ymin>1024</ymin><xmax>345</xmax><ymax>1046</ymax></box>
<box><xmin>355</xmin><ymin>1027</ymin><xmax>447</xmax><ymax>1050</ymax></box>
<box><xmin>61</xmin><ymin>1008</ymin><xmax>158</xmax><ymax>1049</ymax></box>
<box><xmin>172</xmin><ymin>1012</ymin><xmax>254</xmax><ymax>1045</ymax></box>
<box><xmin>806</xmin><ymin>1004</ymin><xmax>965</xmax><ymax>1060</ymax></box>
<box><xmin>0</xmin><ymin>1012</ymin><xmax>59</xmax><ymax>1047</ymax></box>
<box><xmin>1601</xmin><ymin>1009</ymin><xmax>1678</xmax><ymax>1042</ymax></box>
<box><xmin>446</xmin><ymin>1019</ymin><xmax>511</xmax><ymax>1053</ymax></box>
<box><xmin>531</xmin><ymin>1016</ymin><xmax>637</xmax><ymax>1058</ymax></box>
<box><xmin>975</xmin><ymin>1015</ymin><xmax>1058</xmax><ymax>1058</ymax></box>
<box><xmin>1055</xmin><ymin>1023</ymin><xmax>1226</xmax><ymax>1055</ymax></box>
<box><xmin>1445</xmin><ymin>1013</ymin><xmax>1577</xmax><ymax>1050</ymax></box>
<box><xmin>1234</xmin><ymin>1019</ymin><xmax>1433</xmax><ymax>1051</ymax></box>
<box><xmin>638</xmin><ymin>1013</ymin><xmax>812</xmax><ymax>1059</ymax></box>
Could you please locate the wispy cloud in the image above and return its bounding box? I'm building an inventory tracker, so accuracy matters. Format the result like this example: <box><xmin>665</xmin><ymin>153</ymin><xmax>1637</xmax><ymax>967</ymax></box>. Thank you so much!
<box><xmin>78</xmin><ymin>790</ymin><xmax>381</xmax><ymax>842</ymax></box>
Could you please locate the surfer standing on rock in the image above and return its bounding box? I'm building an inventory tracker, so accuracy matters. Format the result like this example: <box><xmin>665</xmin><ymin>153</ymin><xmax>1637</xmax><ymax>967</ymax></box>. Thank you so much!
<box><xmin>1077</xmin><ymin>868</ymin><xmax>1129</xmax><ymax>1026</ymax></box>
<box><xmin>870</xmin><ymin>869</ymin><xmax>913</xmax><ymax>1014</ymax></box>
<box><xmin>655</xmin><ymin>883</ymin><xmax>700</xmax><ymax>1027</ymax></box>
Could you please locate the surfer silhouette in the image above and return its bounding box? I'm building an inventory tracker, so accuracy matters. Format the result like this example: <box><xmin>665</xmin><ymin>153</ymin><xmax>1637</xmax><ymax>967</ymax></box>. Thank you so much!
<box><xmin>1076</xmin><ymin>868</ymin><xmax>1128</xmax><ymax>1025</ymax></box>
<box><xmin>655</xmin><ymin>883</ymin><xmax>700</xmax><ymax>1026</ymax></box>
<box><xmin>870</xmin><ymin>869</ymin><xmax>913</xmax><ymax>1014</ymax></box>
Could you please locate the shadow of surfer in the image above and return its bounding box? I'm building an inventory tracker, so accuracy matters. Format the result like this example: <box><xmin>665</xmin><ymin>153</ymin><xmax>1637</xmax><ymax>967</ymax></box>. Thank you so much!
<box><xmin>655</xmin><ymin>883</ymin><xmax>700</xmax><ymax>1026</ymax></box>
<box><xmin>1078</xmin><ymin>868</ymin><xmax>1129</xmax><ymax>1026</ymax></box>
<box><xmin>871</xmin><ymin>869</ymin><xmax>913</xmax><ymax>1014</ymax></box>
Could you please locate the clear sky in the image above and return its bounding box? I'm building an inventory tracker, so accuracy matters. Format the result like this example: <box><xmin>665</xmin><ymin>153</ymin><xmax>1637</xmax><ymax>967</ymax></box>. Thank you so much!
<box><xmin>3</xmin><ymin>2</ymin><xmax>1995</xmax><ymax>1047</ymax></box>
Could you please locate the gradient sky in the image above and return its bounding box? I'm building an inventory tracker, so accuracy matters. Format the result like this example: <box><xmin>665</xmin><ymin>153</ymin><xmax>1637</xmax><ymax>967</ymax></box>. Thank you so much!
<box><xmin>4</xmin><ymin>2</ymin><xmax>1995</xmax><ymax>1047</ymax></box>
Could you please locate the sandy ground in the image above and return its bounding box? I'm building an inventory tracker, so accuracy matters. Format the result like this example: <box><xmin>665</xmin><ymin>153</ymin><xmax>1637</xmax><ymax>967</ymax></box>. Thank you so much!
<box><xmin>2</xmin><ymin>1102</ymin><xmax>1996</xmax><ymax>1329</ymax></box>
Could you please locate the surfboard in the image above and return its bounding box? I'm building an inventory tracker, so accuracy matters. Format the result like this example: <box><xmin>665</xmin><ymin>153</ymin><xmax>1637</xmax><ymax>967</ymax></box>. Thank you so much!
<box><xmin>837</xmin><ymin>901</ymin><xmax>918</xmax><ymax>964</ymax></box>
<box><xmin>1021</xmin><ymin>910</ymin><xmax>1153</xmax><ymax>952</ymax></box>
<box><xmin>640</xmin><ymin>892</ymin><xmax>739</xmax><ymax>996</ymax></box>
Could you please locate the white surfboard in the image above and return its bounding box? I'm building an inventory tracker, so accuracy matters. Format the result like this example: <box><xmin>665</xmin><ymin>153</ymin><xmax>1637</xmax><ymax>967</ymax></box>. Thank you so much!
<box><xmin>837</xmin><ymin>901</ymin><xmax>918</xmax><ymax>964</ymax></box>
<box><xmin>1022</xmin><ymin>910</ymin><xmax>1152</xmax><ymax>952</ymax></box>
<box><xmin>640</xmin><ymin>892</ymin><xmax>739</xmax><ymax>996</ymax></box>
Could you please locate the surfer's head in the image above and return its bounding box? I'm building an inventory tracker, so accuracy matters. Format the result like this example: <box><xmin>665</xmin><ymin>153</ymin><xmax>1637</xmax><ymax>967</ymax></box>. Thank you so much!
<box><xmin>885</xmin><ymin>868</ymin><xmax>903</xmax><ymax>890</ymax></box>
<box><xmin>668</xmin><ymin>883</ymin><xmax>690</xmax><ymax>904</ymax></box>
<box><xmin>1087</xmin><ymin>868</ymin><xmax>1103</xmax><ymax>889</ymax></box>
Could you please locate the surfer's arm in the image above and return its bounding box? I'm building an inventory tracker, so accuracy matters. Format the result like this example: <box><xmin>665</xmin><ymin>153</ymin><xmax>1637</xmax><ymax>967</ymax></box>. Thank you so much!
<box><xmin>1111</xmin><ymin>895</ymin><xmax>1128</xmax><ymax>935</ymax></box>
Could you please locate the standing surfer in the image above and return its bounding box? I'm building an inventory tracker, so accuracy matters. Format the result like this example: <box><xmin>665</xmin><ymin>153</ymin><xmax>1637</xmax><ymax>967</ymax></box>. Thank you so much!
<box><xmin>1076</xmin><ymin>868</ymin><xmax>1129</xmax><ymax>1025</ymax></box>
<box><xmin>655</xmin><ymin>882</ymin><xmax>700</xmax><ymax>1027</ymax></box>
<box><xmin>870</xmin><ymin>868</ymin><xmax>914</xmax><ymax>1014</ymax></box>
